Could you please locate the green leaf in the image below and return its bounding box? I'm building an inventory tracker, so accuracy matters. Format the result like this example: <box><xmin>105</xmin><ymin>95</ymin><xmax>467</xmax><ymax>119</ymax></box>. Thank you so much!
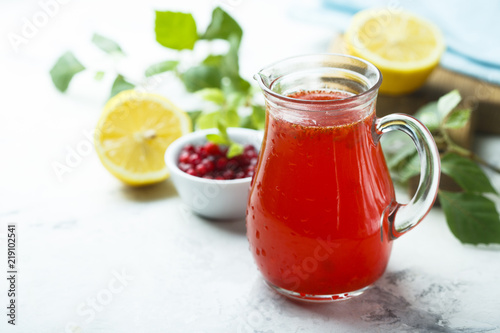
<box><xmin>227</xmin><ymin>142</ymin><xmax>244</xmax><ymax>158</ymax></box>
<box><xmin>155</xmin><ymin>11</ymin><xmax>198</xmax><ymax>50</ymax></box>
<box><xmin>217</xmin><ymin>119</ymin><xmax>229</xmax><ymax>139</ymax></box>
<box><xmin>250</xmin><ymin>105</ymin><xmax>266</xmax><ymax>130</ymax></box>
<box><xmin>386</xmin><ymin>144</ymin><xmax>417</xmax><ymax>169</ymax></box>
<box><xmin>145</xmin><ymin>60</ymin><xmax>179</xmax><ymax>77</ymax></box>
<box><xmin>398</xmin><ymin>153</ymin><xmax>420</xmax><ymax>182</ymax></box>
<box><xmin>206</xmin><ymin>133</ymin><xmax>229</xmax><ymax>145</ymax></box>
<box><xmin>437</xmin><ymin>89</ymin><xmax>461</xmax><ymax>120</ymax></box>
<box><xmin>202</xmin><ymin>54</ymin><xmax>224</xmax><ymax>66</ymax></box>
<box><xmin>439</xmin><ymin>190</ymin><xmax>500</xmax><ymax>244</ymax></box>
<box><xmin>110</xmin><ymin>74</ymin><xmax>134</xmax><ymax>98</ymax></box>
<box><xmin>223</xmin><ymin>108</ymin><xmax>240</xmax><ymax>127</ymax></box>
<box><xmin>201</xmin><ymin>7</ymin><xmax>243</xmax><ymax>47</ymax></box>
<box><xmin>91</xmin><ymin>33</ymin><xmax>124</xmax><ymax>55</ymax></box>
<box><xmin>49</xmin><ymin>51</ymin><xmax>85</xmax><ymax>92</ymax></box>
<box><xmin>441</xmin><ymin>153</ymin><xmax>497</xmax><ymax>194</ymax></box>
<box><xmin>222</xmin><ymin>34</ymin><xmax>240</xmax><ymax>77</ymax></box>
<box><xmin>182</xmin><ymin>65</ymin><xmax>222</xmax><ymax>92</ymax></box>
<box><xmin>444</xmin><ymin>109</ymin><xmax>471</xmax><ymax>129</ymax></box>
<box><xmin>196</xmin><ymin>111</ymin><xmax>221</xmax><ymax>130</ymax></box>
<box><xmin>414</xmin><ymin>101</ymin><xmax>440</xmax><ymax>132</ymax></box>
<box><xmin>187</xmin><ymin>110</ymin><xmax>202</xmax><ymax>126</ymax></box>
<box><xmin>94</xmin><ymin>71</ymin><xmax>105</xmax><ymax>81</ymax></box>
<box><xmin>197</xmin><ymin>88</ymin><xmax>225</xmax><ymax>104</ymax></box>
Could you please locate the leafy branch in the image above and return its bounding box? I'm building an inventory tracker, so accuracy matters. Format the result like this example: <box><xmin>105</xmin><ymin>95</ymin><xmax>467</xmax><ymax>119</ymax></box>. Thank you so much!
<box><xmin>49</xmin><ymin>7</ymin><xmax>265</xmax><ymax>133</ymax></box>
<box><xmin>385</xmin><ymin>90</ymin><xmax>500</xmax><ymax>245</ymax></box>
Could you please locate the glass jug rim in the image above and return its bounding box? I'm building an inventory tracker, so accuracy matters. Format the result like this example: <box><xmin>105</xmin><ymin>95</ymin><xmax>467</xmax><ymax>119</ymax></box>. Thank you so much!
<box><xmin>254</xmin><ymin>53</ymin><xmax>382</xmax><ymax>107</ymax></box>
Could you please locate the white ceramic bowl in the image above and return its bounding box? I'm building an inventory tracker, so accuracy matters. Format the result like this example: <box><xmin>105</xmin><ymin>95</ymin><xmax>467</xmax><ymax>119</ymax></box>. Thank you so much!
<box><xmin>165</xmin><ymin>128</ymin><xmax>263</xmax><ymax>220</ymax></box>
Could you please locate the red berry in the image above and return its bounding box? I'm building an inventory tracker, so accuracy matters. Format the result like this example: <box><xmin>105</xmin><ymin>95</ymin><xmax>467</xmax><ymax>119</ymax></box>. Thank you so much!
<box><xmin>244</xmin><ymin>149</ymin><xmax>258</xmax><ymax>160</ymax></box>
<box><xmin>215</xmin><ymin>175</ymin><xmax>225</xmax><ymax>180</ymax></box>
<box><xmin>186</xmin><ymin>168</ymin><xmax>197</xmax><ymax>176</ymax></box>
<box><xmin>204</xmin><ymin>142</ymin><xmax>221</xmax><ymax>156</ymax></box>
<box><xmin>222</xmin><ymin>169</ymin><xmax>234</xmax><ymax>179</ymax></box>
<box><xmin>227</xmin><ymin>159</ymin><xmax>239</xmax><ymax>170</ymax></box>
<box><xmin>195</xmin><ymin>164</ymin><xmax>208</xmax><ymax>176</ymax></box>
<box><xmin>216</xmin><ymin>157</ymin><xmax>228</xmax><ymax>170</ymax></box>
<box><xmin>178</xmin><ymin>163</ymin><xmax>191</xmax><ymax>172</ymax></box>
<box><xmin>188</xmin><ymin>153</ymin><xmax>201</xmax><ymax>165</ymax></box>
<box><xmin>202</xmin><ymin>175</ymin><xmax>214</xmax><ymax>179</ymax></box>
<box><xmin>201</xmin><ymin>158</ymin><xmax>215</xmax><ymax>173</ymax></box>
<box><xmin>235</xmin><ymin>171</ymin><xmax>246</xmax><ymax>179</ymax></box>
<box><xmin>179</xmin><ymin>151</ymin><xmax>191</xmax><ymax>164</ymax></box>
<box><xmin>183</xmin><ymin>144</ymin><xmax>195</xmax><ymax>153</ymax></box>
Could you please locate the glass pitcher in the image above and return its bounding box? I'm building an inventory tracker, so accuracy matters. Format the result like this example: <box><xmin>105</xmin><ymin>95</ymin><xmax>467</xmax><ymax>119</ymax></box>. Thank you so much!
<box><xmin>247</xmin><ymin>54</ymin><xmax>440</xmax><ymax>302</ymax></box>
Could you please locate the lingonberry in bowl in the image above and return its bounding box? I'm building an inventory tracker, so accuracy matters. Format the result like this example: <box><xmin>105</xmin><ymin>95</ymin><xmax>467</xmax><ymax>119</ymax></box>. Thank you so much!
<box><xmin>165</xmin><ymin>128</ymin><xmax>263</xmax><ymax>220</ymax></box>
<box><xmin>177</xmin><ymin>141</ymin><xmax>258</xmax><ymax>180</ymax></box>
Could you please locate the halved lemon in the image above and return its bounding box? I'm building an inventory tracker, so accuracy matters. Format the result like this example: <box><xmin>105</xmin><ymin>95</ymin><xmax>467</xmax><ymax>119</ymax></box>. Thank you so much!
<box><xmin>95</xmin><ymin>90</ymin><xmax>191</xmax><ymax>186</ymax></box>
<box><xmin>345</xmin><ymin>8</ymin><xmax>445</xmax><ymax>95</ymax></box>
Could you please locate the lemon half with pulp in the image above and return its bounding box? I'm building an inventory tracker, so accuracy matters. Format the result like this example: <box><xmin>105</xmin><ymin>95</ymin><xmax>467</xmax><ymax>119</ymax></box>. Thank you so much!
<box><xmin>95</xmin><ymin>90</ymin><xmax>191</xmax><ymax>186</ymax></box>
<box><xmin>345</xmin><ymin>9</ymin><xmax>445</xmax><ymax>95</ymax></box>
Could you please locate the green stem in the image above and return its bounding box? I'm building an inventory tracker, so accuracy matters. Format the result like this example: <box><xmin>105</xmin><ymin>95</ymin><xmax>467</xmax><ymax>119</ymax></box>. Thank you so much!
<box><xmin>441</xmin><ymin>126</ymin><xmax>500</xmax><ymax>174</ymax></box>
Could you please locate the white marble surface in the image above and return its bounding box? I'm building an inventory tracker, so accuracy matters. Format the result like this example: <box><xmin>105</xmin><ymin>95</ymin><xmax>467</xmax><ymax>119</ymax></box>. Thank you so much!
<box><xmin>1</xmin><ymin>0</ymin><xmax>500</xmax><ymax>332</ymax></box>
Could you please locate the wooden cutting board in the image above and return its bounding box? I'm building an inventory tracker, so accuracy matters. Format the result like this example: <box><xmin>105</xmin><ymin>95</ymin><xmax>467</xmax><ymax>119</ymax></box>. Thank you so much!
<box><xmin>329</xmin><ymin>34</ymin><xmax>500</xmax><ymax>139</ymax></box>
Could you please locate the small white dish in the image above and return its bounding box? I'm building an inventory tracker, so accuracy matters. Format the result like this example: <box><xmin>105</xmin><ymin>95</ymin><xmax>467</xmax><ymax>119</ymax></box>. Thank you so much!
<box><xmin>165</xmin><ymin>128</ymin><xmax>263</xmax><ymax>220</ymax></box>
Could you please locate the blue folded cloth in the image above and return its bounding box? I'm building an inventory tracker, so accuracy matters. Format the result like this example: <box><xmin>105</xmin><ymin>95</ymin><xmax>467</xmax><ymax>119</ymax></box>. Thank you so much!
<box><xmin>294</xmin><ymin>0</ymin><xmax>500</xmax><ymax>85</ymax></box>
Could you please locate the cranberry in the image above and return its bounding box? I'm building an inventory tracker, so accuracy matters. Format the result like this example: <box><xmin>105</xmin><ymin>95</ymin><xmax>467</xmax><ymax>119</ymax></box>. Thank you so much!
<box><xmin>179</xmin><ymin>151</ymin><xmax>191</xmax><ymax>164</ymax></box>
<box><xmin>178</xmin><ymin>163</ymin><xmax>191</xmax><ymax>172</ymax></box>
<box><xmin>235</xmin><ymin>171</ymin><xmax>246</xmax><ymax>179</ymax></box>
<box><xmin>216</xmin><ymin>157</ymin><xmax>228</xmax><ymax>170</ymax></box>
<box><xmin>195</xmin><ymin>163</ymin><xmax>208</xmax><ymax>176</ymax></box>
<box><xmin>183</xmin><ymin>144</ymin><xmax>195</xmax><ymax>153</ymax></box>
<box><xmin>227</xmin><ymin>159</ymin><xmax>239</xmax><ymax>170</ymax></box>
<box><xmin>204</xmin><ymin>142</ymin><xmax>221</xmax><ymax>156</ymax></box>
<box><xmin>201</xmin><ymin>158</ymin><xmax>215</xmax><ymax>173</ymax></box>
<box><xmin>222</xmin><ymin>169</ymin><xmax>234</xmax><ymax>179</ymax></box>
<box><xmin>188</xmin><ymin>153</ymin><xmax>201</xmax><ymax>165</ymax></box>
<box><xmin>177</xmin><ymin>141</ymin><xmax>259</xmax><ymax>180</ymax></box>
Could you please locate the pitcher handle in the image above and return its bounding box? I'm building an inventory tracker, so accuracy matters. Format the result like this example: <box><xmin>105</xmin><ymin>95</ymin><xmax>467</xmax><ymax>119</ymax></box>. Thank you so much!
<box><xmin>375</xmin><ymin>113</ymin><xmax>441</xmax><ymax>239</ymax></box>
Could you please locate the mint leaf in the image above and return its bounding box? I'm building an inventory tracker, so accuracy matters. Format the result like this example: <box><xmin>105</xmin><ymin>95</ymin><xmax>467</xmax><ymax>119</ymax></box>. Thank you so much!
<box><xmin>155</xmin><ymin>11</ymin><xmax>198</xmax><ymax>50</ymax></box>
<box><xmin>145</xmin><ymin>60</ymin><xmax>179</xmax><ymax>77</ymax></box>
<box><xmin>187</xmin><ymin>110</ymin><xmax>202</xmax><ymax>126</ymax></box>
<box><xmin>386</xmin><ymin>145</ymin><xmax>417</xmax><ymax>169</ymax></box>
<box><xmin>444</xmin><ymin>109</ymin><xmax>471</xmax><ymax>129</ymax></box>
<box><xmin>206</xmin><ymin>133</ymin><xmax>229</xmax><ymax>145</ymax></box>
<box><xmin>397</xmin><ymin>153</ymin><xmax>420</xmax><ymax>182</ymax></box>
<box><xmin>223</xmin><ymin>109</ymin><xmax>240</xmax><ymax>128</ymax></box>
<box><xmin>439</xmin><ymin>190</ymin><xmax>500</xmax><ymax>244</ymax></box>
<box><xmin>227</xmin><ymin>143</ymin><xmax>244</xmax><ymax>158</ymax></box>
<box><xmin>250</xmin><ymin>105</ymin><xmax>266</xmax><ymax>130</ymax></box>
<box><xmin>182</xmin><ymin>65</ymin><xmax>222</xmax><ymax>92</ymax></box>
<box><xmin>94</xmin><ymin>71</ymin><xmax>105</xmax><ymax>81</ymax></box>
<box><xmin>197</xmin><ymin>88</ymin><xmax>225</xmax><ymax>104</ymax></box>
<box><xmin>203</xmin><ymin>54</ymin><xmax>224</xmax><ymax>66</ymax></box>
<box><xmin>202</xmin><ymin>7</ymin><xmax>243</xmax><ymax>47</ymax></box>
<box><xmin>197</xmin><ymin>111</ymin><xmax>222</xmax><ymax>130</ymax></box>
<box><xmin>110</xmin><ymin>74</ymin><xmax>134</xmax><ymax>98</ymax></box>
<box><xmin>414</xmin><ymin>101</ymin><xmax>440</xmax><ymax>132</ymax></box>
<box><xmin>437</xmin><ymin>89</ymin><xmax>461</xmax><ymax>120</ymax></box>
<box><xmin>217</xmin><ymin>119</ymin><xmax>229</xmax><ymax>139</ymax></box>
<box><xmin>49</xmin><ymin>51</ymin><xmax>85</xmax><ymax>92</ymax></box>
<box><xmin>222</xmin><ymin>34</ymin><xmax>240</xmax><ymax>77</ymax></box>
<box><xmin>441</xmin><ymin>153</ymin><xmax>497</xmax><ymax>194</ymax></box>
<box><xmin>92</xmin><ymin>33</ymin><xmax>124</xmax><ymax>55</ymax></box>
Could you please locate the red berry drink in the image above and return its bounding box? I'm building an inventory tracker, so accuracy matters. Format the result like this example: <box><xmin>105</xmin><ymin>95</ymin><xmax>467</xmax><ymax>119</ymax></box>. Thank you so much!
<box><xmin>247</xmin><ymin>90</ymin><xmax>395</xmax><ymax>297</ymax></box>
